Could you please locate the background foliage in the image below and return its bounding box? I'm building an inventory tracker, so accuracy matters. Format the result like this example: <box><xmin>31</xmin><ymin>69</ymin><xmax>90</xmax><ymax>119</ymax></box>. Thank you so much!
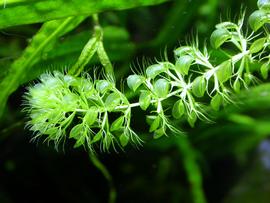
<box><xmin>1</xmin><ymin>0</ymin><xmax>270</xmax><ymax>203</ymax></box>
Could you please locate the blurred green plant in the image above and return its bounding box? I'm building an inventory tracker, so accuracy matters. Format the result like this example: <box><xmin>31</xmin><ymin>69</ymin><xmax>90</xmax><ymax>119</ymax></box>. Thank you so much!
<box><xmin>1</xmin><ymin>0</ymin><xmax>270</xmax><ymax>203</ymax></box>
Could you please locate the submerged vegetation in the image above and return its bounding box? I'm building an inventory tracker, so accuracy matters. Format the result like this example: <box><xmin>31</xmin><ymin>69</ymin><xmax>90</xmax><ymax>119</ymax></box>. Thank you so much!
<box><xmin>23</xmin><ymin>0</ymin><xmax>270</xmax><ymax>153</ymax></box>
<box><xmin>1</xmin><ymin>0</ymin><xmax>270</xmax><ymax>203</ymax></box>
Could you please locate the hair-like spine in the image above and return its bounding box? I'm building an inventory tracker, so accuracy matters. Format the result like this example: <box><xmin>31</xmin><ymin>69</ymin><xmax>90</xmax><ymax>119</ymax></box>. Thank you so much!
<box><xmin>24</xmin><ymin>0</ymin><xmax>270</xmax><ymax>153</ymax></box>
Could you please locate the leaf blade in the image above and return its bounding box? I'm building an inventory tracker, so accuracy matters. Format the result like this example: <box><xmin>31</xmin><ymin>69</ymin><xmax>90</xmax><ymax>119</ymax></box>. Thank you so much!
<box><xmin>0</xmin><ymin>0</ymin><xmax>170</xmax><ymax>29</ymax></box>
<box><xmin>0</xmin><ymin>16</ymin><xmax>85</xmax><ymax>117</ymax></box>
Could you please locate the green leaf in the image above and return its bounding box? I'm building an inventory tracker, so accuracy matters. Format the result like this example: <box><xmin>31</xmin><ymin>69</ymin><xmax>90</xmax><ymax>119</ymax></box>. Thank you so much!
<box><xmin>110</xmin><ymin>116</ymin><xmax>125</xmax><ymax>131</ymax></box>
<box><xmin>244</xmin><ymin>73</ymin><xmax>251</xmax><ymax>86</ymax></box>
<box><xmin>103</xmin><ymin>26</ymin><xmax>130</xmax><ymax>41</ymax></box>
<box><xmin>215</xmin><ymin>22</ymin><xmax>238</xmax><ymax>30</ymax></box>
<box><xmin>0</xmin><ymin>17</ymin><xmax>84</xmax><ymax>118</ymax></box>
<box><xmin>105</xmin><ymin>92</ymin><xmax>121</xmax><ymax>111</ymax></box>
<box><xmin>146</xmin><ymin>115</ymin><xmax>156</xmax><ymax>126</ymax></box>
<box><xmin>149</xmin><ymin>116</ymin><xmax>161</xmax><ymax>132</ymax></box>
<box><xmin>28</xmin><ymin>26</ymin><xmax>135</xmax><ymax>79</ymax></box>
<box><xmin>174</xmin><ymin>46</ymin><xmax>193</xmax><ymax>57</ymax></box>
<box><xmin>127</xmin><ymin>75</ymin><xmax>145</xmax><ymax>91</ymax></box>
<box><xmin>192</xmin><ymin>76</ymin><xmax>206</xmax><ymax>97</ymax></box>
<box><xmin>228</xmin><ymin>113</ymin><xmax>255</xmax><ymax>125</ymax></box>
<box><xmin>187</xmin><ymin>111</ymin><xmax>197</xmax><ymax>128</ymax></box>
<box><xmin>210</xmin><ymin>94</ymin><xmax>222</xmax><ymax>111</ymax></box>
<box><xmin>74</xmin><ymin>135</ymin><xmax>85</xmax><ymax>148</ymax></box>
<box><xmin>249</xmin><ymin>10</ymin><xmax>269</xmax><ymax>31</ymax></box>
<box><xmin>153</xmin><ymin>128</ymin><xmax>165</xmax><ymax>139</ymax></box>
<box><xmin>119</xmin><ymin>134</ymin><xmax>129</xmax><ymax>147</ymax></box>
<box><xmin>96</xmin><ymin>39</ymin><xmax>114</xmax><ymax>76</ymax></box>
<box><xmin>216</xmin><ymin>60</ymin><xmax>232</xmax><ymax>83</ymax></box>
<box><xmin>233</xmin><ymin>79</ymin><xmax>241</xmax><ymax>93</ymax></box>
<box><xmin>44</xmin><ymin>127</ymin><xmax>59</xmax><ymax>135</ymax></box>
<box><xmin>172</xmin><ymin>100</ymin><xmax>185</xmax><ymax>119</ymax></box>
<box><xmin>77</xmin><ymin>79</ymin><xmax>95</xmax><ymax>98</ymax></box>
<box><xmin>261</xmin><ymin>63</ymin><xmax>269</xmax><ymax>79</ymax></box>
<box><xmin>249</xmin><ymin>37</ymin><xmax>266</xmax><ymax>53</ymax></box>
<box><xmin>175</xmin><ymin>55</ymin><xmax>193</xmax><ymax>75</ymax></box>
<box><xmin>69</xmin><ymin>36</ymin><xmax>98</xmax><ymax>76</ymax></box>
<box><xmin>146</xmin><ymin>64</ymin><xmax>166</xmax><ymax>79</ymax></box>
<box><xmin>103</xmin><ymin>133</ymin><xmax>113</xmax><ymax>151</ymax></box>
<box><xmin>153</xmin><ymin>78</ymin><xmax>170</xmax><ymax>98</ymax></box>
<box><xmin>83</xmin><ymin>107</ymin><xmax>98</xmax><ymax>126</ymax></box>
<box><xmin>96</xmin><ymin>80</ymin><xmax>112</xmax><ymax>94</ymax></box>
<box><xmin>258</xmin><ymin>0</ymin><xmax>270</xmax><ymax>11</ymax></box>
<box><xmin>91</xmin><ymin>130</ymin><xmax>103</xmax><ymax>144</ymax></box>
<box><xmin>0</xmin><ymin>0</ymin><xmax>170</xmax><ymax>29</ymax></box>
<box><xmin>70</xmin><ymin>124</ymin><xmax>83</xmax><ymax>139</ymax></box>
<box><xmin>237</xmin><ymin>83</ymin><xmax>270</xmax><ymax>109</ymax></box>
<box><xmin>139</xmin><ymin>91</ymin><xmax>152</xmax><ymax>110</ymax></box>
<box><xmin>210</xmin><ymin>29</ymin><xmax>231</xmax><ymax>49</ymax></box>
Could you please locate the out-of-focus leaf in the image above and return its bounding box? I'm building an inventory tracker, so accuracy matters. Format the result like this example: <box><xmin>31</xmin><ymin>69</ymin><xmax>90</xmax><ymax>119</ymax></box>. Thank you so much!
<box><xmin>210</xmin><ymin>93</ymin><xmax>222</xmax><ymax>111</ymax></box>
<box><xmin>28</xmin><ymin>26</ymin><xmax>135</xmax><ymax>81</ymax></box>
<box><xmin>236</xmin><ymin>83</ymin><xmax>270</xmax><ymax>109</ymax></box>
<box><xmin>0</xmin><ymin>16</ymin><xmax>85</xmax><ymax>117</ymax></box>
<box><xmin>0</xmin><ymin>0</ymin><xmax>170</xmax><ymax>29</ymax></box>
<box><xmin>147</xmin><ymin>0</ymin><xmax>202</xmax><ymax>48</ymax></box>
<box><xmin>192</xmin><ymin>83</ymin><xmax>270</xmax><ymax>158</ymax></box>
<box><xmin>146</xmin><ymin>134</ymin><xmax>207</xmax><ymax>203</ymax></box>
<box><xmin>223</xmin><ymin>142</ymin><xmax>270</xmax><ymax>203</ymax></box>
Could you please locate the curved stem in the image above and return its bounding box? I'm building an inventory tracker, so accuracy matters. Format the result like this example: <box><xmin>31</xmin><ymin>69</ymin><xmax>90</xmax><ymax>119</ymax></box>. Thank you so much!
<box><xmin>176</xmin><ymin>136</ymin><xmax>207</xmax><ymax>203</ymax></box>
<box><xmin>88</xmin><ymin>153</ymin><xmax>116</xmax><ymax>203</ymax></box>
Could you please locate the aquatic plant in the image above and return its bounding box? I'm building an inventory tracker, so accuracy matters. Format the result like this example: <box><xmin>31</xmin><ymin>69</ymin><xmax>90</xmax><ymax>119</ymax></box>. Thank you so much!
<box><xmin>1</xmin><ymin>1</ymin><xmax>270</xmax><ymax>203</ymax></box>
<box><xmin>23</xmin><ymin>0</ymin><xmax>270</xmax><ymax>154</ymax></box>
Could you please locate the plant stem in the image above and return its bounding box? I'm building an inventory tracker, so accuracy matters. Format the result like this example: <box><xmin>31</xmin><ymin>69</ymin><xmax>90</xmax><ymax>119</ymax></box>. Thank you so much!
<box><xmin>88</xmin><ymin>153</ymin><xmax>116</xmax><ymax>203</ymax></box>
<box><xmin>115</xmin><ymin>88</ymin><xmax>183</xmax><ymax>110</ymax></box>
<box><xmin>75</xmin><ymin>88</ymin><xmax>183</xmax><ymax>113</ymax></box>
<box><xmin>176</xmin><ymin>136</ymin><xmax>207</xmax><ymax>203</ymax></box>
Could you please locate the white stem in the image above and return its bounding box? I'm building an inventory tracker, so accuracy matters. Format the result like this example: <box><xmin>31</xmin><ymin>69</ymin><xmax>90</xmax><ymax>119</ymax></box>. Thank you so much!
<box><xmin>232</xmin><ymin>51</ymin><xmax>249</xmax><ymax>64</ymax></box>
<box><xmin>167</xmin><ymin>70</ymin><xmax>184</xmax><ymax>84</ymax></box>
<box><xmin>116</xmin><ymin>88</ymin><xmax>183</xmax><ymax>110</ymax></box>
<box><xmin>75</xmin><ymin>88</ymin><xmax>184</xmax><ymax>113</ymax></box>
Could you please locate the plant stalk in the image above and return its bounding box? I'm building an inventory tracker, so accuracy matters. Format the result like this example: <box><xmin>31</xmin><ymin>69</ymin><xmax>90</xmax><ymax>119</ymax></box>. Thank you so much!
<box><xmin>88</xmin><ymin>153</ymin><xmax>116</xmax><ymax>203</ymax></box>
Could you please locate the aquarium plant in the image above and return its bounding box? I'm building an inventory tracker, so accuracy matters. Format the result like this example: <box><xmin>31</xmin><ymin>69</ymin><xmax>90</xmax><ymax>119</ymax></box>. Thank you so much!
<box><xmin>22</xmin><ymin>1</ymin><xmax>270</xmax><ymax>152</ymax></box>
<box><xmin>1</xmin><ymin>0</ymin><xmax>270</xmax><ymax>203</ymax></box>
